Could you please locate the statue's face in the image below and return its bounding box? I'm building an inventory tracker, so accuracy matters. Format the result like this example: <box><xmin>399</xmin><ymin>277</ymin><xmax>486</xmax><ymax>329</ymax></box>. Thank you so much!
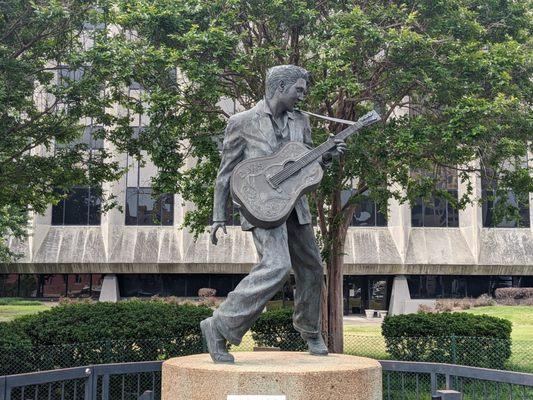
<box><xmin>278</xmin><ymin>78</ymin><xmax>307</xmax><ymax>112</ymax></box>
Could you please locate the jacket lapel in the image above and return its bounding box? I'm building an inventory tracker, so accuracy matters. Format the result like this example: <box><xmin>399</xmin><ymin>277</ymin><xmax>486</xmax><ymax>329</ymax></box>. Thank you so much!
<box><xmin>255</xmin><ymin>101</ymin><xmax>278</xmax><ymax>152</ymax></box>
<box><xmin>288</xmin><ymin>113</ymin><xmax>302</xmax><ymax>142</ymax></box>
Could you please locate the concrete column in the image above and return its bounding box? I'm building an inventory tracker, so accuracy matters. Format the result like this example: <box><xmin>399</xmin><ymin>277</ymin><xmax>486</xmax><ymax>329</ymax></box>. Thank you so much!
<box><xmin>459</xmin><ymin>161</ymin><xmax>482</xmax><ymax>263</ymax></box>
<box><xmin>388</xmin><ymin>275</ymin><xmax>410</xmax><ymax>315</ymax></box>
<box><xmin>99</xmin><ymin>274</ymin><xmax>120</xmax><ymax>302</ymax></box>
<box><xmin>387</xmin><ymin>186</ymin><xmax>411</xmax><ymax>263</ymax></box>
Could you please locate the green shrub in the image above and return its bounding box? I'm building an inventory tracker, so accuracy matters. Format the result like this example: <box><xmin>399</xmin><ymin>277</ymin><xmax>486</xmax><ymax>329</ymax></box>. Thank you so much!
<box><xmin>251</xmin><ymin>308</ymin><xmax>306</xmax><ymax>351</ymax></box>
<box><xmin>0</xmin><ymin>323</ymin><xmax>33</xmax><ymax>374</ymax></box>
<box><xmin>382</xmin><ymin>312</ymin><xmax>512</xmax><ymax>369</ymax></box>
<box><xmin>0</xmin><ymin>300</ymin><xmax>212</xmax><ymax>374</ymax></box>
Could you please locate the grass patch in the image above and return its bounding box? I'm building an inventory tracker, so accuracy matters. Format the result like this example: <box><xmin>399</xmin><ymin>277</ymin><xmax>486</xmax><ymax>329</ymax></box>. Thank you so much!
<box><xmin>0</xmin><ymin>299</ymin><xmax>51</xmax><ymax>322</ymax></box>
<box><xmin>0</xmin><ymin>298</ymin><xmax>43</xmax><ymax>306</ymax></box>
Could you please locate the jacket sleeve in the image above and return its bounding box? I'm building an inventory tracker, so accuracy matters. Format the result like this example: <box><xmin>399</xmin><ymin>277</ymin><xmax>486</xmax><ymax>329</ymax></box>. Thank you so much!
<box><xmin>212</xmin><ymin>117</ymin><xmax>245</xmax><ymax>222</ymax></box>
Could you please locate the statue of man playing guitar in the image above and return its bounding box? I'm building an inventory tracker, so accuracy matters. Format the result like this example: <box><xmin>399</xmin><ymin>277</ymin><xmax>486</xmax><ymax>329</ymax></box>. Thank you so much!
<box><xmin>201</xmin><ymin>65</ymin><xmax>347</xmax><ymax>363</ymax></box>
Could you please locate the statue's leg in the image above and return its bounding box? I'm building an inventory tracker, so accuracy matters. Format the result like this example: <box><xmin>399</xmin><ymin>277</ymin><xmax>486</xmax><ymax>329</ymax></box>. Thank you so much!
<box><xmin>286</xmin><ymin>213</ymin><xmax>324</xmax><ymax>338</ymax></box>
<box><xmin>213</xmin><ymin>222</ymin><xmax>291</xmax><ymax>345</ymax></box>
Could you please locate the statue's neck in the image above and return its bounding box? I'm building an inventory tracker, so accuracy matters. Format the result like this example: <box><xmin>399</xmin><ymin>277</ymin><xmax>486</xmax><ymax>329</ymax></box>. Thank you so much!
<box><xmin>265</xmin><ymin>97</ymin><xmax>287</xmax><ymax>119</ymax></box>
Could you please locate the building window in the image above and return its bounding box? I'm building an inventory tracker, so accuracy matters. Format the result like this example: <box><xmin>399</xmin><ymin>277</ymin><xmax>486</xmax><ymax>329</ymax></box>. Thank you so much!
<box><xmin>52</xmin><ymin>126</ymin><xmax>103</xmax><ymax>225</ymax></box>
<box><xmin>411</xmin><ymin>168</ymin><xmax>459</xmax><ymax>227</ymax></box>
<box><xmin>125</xmin><ymin>126</ymin><xmax>173</xmax><ymax>225</ymax></box>
<box><xmin>222</xmin><ymin>199</ymin><xmax>240</xmax><ymax>226</ymax></box>
<box><xmin>341</xmin><ymin>188</ymin><xmax>387</xmax><ymax>227</ymax></box>
<box><xmin>52</xmin><ymin>187</ymin><xmax>101</xmax><ymax>225</ymax></box>
<box><xmin>482</xmin><ymin>171</ymin><xmax>530</xmax><ymax>228</ymax></box>
<box><xmin>125</xmin><ymin>187</ymin><xmax>174</xmax><ymax>225</ymax></box>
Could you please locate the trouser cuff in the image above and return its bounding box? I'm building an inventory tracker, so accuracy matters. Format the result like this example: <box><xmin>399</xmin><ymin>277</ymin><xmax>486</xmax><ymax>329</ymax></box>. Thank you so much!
<box><xmin>213</xmin><ymin>314</ymin><xmax>242</xmax><ymax>346</ymax></box>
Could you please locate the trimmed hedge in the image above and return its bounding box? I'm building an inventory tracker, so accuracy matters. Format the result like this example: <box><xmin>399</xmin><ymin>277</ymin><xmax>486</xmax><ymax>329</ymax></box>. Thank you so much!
<box><xmin>382</xmin><ymin>312</ymin><xmax>512</xmax><ymax>369</ymax></box>
<box><xmin>251</xmin><ymin>308</ymin><xmax>306</xmax><ymax>351</ymax></box>
<box><xmin>0</xmin><ymin>300</ymin><xmax>212</xmax><ymax>374</ymax></box>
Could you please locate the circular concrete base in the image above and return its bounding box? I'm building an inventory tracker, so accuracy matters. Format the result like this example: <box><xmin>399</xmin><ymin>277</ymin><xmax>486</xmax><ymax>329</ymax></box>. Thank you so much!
<box><xmin>162</xmin><ymin>352</ymin><xmax>382</xmax><ymax>400</ymax></box>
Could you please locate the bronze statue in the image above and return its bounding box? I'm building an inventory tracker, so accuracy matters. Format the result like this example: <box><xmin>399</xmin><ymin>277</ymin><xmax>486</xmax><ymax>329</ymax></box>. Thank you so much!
<box><xmin>200</xmin><ymin>65</ymin><xmax>347</xmax><ymax>363</ymax></box>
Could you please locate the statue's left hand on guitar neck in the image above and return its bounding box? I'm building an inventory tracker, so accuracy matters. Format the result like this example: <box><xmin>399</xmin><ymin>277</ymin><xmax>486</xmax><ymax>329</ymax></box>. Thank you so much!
<box><xmin>321</xmin><ymin>135</ymin><xmax>347</xmax><ymax>165</ymax></box>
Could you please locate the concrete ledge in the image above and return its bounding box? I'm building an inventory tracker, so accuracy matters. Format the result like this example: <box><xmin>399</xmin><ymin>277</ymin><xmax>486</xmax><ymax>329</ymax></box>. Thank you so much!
<box><xmin>162</xmin><ymin>352</ymin><xmax>382</xmax><ymax>400</ymax></box>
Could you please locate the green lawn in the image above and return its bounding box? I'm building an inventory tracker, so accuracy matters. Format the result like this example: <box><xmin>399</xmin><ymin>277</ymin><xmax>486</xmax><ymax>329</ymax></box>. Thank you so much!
<box><xmin>463</xmin><ymin>305</ymin><xmax>533</xmax><ymax>341</ymax></box>
<box><xmin>0</xmin><ymin>299</ymin><xmax>51</xmax><ymax>322</ymax></box>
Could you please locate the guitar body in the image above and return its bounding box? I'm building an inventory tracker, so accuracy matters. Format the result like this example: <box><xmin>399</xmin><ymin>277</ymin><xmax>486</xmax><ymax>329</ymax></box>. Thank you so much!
<box><xmin>231</xmin><ymin>141</ymin><xmax>323</xmax><ymax>229</ymax></box>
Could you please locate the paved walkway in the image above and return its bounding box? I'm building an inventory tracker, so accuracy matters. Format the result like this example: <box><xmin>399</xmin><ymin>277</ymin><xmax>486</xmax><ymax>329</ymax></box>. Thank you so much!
<box><xmin>343</xmin><ymin>315</ymin><xmax>384</xmax><ymax>326</ymax></box>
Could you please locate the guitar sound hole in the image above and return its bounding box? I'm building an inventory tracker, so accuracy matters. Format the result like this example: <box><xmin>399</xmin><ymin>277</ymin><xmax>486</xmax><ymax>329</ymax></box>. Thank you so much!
<box><xmin>283</xmin><ymin>160</ymin><xmax>295</xmax><ymax>169</ymax></box>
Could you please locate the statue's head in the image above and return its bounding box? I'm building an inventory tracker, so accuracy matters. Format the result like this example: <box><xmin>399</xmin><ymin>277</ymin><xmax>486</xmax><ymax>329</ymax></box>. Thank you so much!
<box><xmin>265</xmin><ymin>65</ymin><xmax>310</xmax><ymax>112</ymax></box>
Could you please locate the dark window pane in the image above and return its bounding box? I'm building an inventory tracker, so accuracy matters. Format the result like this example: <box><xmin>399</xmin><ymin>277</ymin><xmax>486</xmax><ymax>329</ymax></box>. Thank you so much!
<box><xmin>161</xmin><ymin>275</ymin><xmax>187</xmax><ymax>297</ymax></box>
<box><xmin>91</xmin><ymin>274</ymin><xmax>104</xmax><ymax>299</ymax></box>
<box><xmin>352</xmin><ymin>198</ymin><xmax>375</xmax><ymax>226</ymax></box>
<box><xmin>225</xmin><ymin>200</ymin><xmax>240</xmax><ymax>226</ymax></box>
<box><xmin>51</xmin><ymin>199</ymin><xmax>65</xmax><ymax>225</ymax></box>
<box><xmin>42</xmin><ymin>275</ymin><xmax>67</xmax><ymax>297</ymax></box>
<box><xmin>159</xmin><ymin>194</ymin><xmax>174</xmax><ymax>226</ymax></box>
<box><xmin>411</xmin><ymin>199</ymin><xmax>424</xmax><ymax>227</ymax></box>
<box><xmin>186</xmin><ymin>275</ymin><xmax>210</xmax><ymax>297</ymax></box>
<box><xmin>67</xmin><ymin>274</ymin><xmax>91</xmax><ymax>298</ymax></box>
<box><xmin>127</xmin><ymin>187</ymin><xmax>174</xmax><ymax>226</ymax></box>
<box><xmin>482</xmin><ymin>173</ymin><xmax>530</xmax><ymax>227</ymax></box>
<box><xmin>349</xmin><ymin>189</ymin><xmax>387</xmax><ymax>227</ymax></box>
<box><xmin>0</xmin><ymin>274</ymin><xmax>19</xmax><ymax>297</ymax></box>
<box><xmin>19</xmin><ymin>275</ymin><xmax>38</xmax><ymax>297</ymax></box>
<box><xmin>137</xmin><ymin>188</ymin><xmax>157</xmax><ymax>225</ymax></box>
<box><xmin>64</xmin><ymin>187</ymin><xmax>89</xmax><ymax>224</ymax></box>
<box><xmin>88</xmin><ymin>188</ymin><xmax>101</xmax><ymax>225</ymax></box>
<box><xmin>125</xmin><ymin>187</ymin><xmax>139</xmax><ymax>225</ymax></box>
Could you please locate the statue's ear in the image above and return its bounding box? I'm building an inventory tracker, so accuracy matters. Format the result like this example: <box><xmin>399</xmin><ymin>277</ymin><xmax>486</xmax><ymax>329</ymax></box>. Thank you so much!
<box><xmin>278</xmin><ymin>80</ymin><xmax>285</xmax><ymax>92</ymax></box>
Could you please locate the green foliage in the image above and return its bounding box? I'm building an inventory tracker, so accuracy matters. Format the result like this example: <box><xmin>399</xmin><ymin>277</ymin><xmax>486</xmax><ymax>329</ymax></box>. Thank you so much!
<box><xmin>382</xmin><ymin>312</ymin><xmax>512</xmax><ymax>369</ymax></box>
<box><xmin>0</xmin><ymin>300</ymin><xmax>212</xmax><ymax>374</ymax></box>
<box><xmin>250</xmin><ymin>308</ymin><xmax>306</xmax><ymax>351</ymax></box>
<box><xmin>102</xmin><ymin>0</ymin><xmax>533</xmax><ymax>239</ymax></box>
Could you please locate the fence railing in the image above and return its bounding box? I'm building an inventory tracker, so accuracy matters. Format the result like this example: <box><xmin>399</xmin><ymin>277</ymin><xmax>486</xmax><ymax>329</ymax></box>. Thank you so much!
<box><xmin>0</xmin><ymin>361</ymin><xmax>162</xmax><ymax>400</ymax></box>
<box><xmin>2</xmin><ymin>359</ymin><xmax>532</xmax><ymax>400</ymax></box>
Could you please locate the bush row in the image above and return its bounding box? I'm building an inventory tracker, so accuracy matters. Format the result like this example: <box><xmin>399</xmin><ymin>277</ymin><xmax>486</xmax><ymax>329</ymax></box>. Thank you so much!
<box><xmin>381</xmin><ymin>312</ymin><xmax>512</xmax><ymax>369</ymax></box>
<box><xmin>0</xmin><ymin>300</ymin><xmax>212</xmax><ymax>374</ymax></box>
<box><xmin>495</xmin><ymin>287</ymin><xmax>533</xmax><ymax>300</ymax></box>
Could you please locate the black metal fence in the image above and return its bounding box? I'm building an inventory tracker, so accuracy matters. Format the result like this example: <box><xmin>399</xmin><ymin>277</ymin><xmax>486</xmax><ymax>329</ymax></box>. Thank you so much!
<box><xmin>1</xmin><ymin>335</ymin><xmax>532</xmax><ymax>376</ymax></box>
<box><xmin>2</xmin><ymin>360</ymin><xmax>532</xmax><ymax>400</ymax></box>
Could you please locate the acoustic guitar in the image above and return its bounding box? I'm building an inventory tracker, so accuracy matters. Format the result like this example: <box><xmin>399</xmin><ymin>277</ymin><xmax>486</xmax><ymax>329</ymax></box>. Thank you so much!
<box><xmin>230</xmin><ymin>110</ymin><xmax>381</xmax><ymax>229</ymax></box>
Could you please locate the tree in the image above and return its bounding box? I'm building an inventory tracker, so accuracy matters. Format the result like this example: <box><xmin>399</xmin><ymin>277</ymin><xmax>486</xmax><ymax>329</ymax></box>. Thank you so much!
<box><xmin>0</xmin><ymin>0</ymin><xmax>161</xmax><ymax>261</ymax></box>
<box><xmin>109</xmin><ymin>0</ymin><xmax>532</xmax><ymax>352</ymax></box>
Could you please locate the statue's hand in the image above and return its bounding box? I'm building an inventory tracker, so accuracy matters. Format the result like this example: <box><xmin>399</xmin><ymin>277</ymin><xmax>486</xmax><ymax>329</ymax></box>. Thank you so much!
<box><xmin>322</xmin><ymin>134</ymin><xmax>347</xmax><ymax>166</ymax></box>
<box><xmin>210</xmin><ymin>222</ymin><xmax>227</xmax><ymax>245</ymax></box>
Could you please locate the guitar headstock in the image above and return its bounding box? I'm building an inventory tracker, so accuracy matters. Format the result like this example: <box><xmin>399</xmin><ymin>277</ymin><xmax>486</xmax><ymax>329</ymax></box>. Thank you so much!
<box><xmin>357</xmin><ymin>110</ymin><xmax>381</xmax><ymax>127</ymax></box>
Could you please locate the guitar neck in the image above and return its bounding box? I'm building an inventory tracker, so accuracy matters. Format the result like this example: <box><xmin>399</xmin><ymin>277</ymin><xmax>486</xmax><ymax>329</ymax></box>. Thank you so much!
<box><xmin>306</xmin><ymin>121</ymin><xmax>364</xmax><ymax>161</ymax></box>
<box><xmin>268</xmin><ymin>121</ymin><xmax>366</xmax><ymax>187</ymax></box>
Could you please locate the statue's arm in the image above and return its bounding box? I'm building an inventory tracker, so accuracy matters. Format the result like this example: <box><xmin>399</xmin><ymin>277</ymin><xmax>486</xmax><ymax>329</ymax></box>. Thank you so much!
<box><xmin>212</xmin><ymin>118</ymin><xmax>245</xmax><ymax>223</ymax></box>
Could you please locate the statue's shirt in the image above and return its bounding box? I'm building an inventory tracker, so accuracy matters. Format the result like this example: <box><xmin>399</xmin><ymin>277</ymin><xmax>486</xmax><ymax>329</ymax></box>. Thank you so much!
<box><xmin>263</xmin><ymin>98</ymin><xmax>291</xmax><ymax>145</ymax></box>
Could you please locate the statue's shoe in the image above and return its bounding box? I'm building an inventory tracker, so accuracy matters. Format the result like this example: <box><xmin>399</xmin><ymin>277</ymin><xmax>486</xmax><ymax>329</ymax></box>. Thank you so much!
<box><xmin>200</xmin><ymin>317</ymin><xmax>235</xmax><ymax>364</ymax></box>
<box><xmin>303</xmin><ymin>334</ymin><xmax>329</xmax><ymax>356</ymax></box>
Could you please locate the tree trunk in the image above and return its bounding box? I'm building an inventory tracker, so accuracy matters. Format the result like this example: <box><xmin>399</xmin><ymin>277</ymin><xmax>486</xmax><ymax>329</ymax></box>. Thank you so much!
<box><xmin>326</xmin><ymin>231</ymin><xmax>345</xmax><ymax>353</ymax></box>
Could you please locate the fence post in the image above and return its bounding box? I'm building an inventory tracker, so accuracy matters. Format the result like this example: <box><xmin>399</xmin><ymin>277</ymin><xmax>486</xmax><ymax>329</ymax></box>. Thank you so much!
<box><xmin>0</xmin><ymin>376</ymin><xmax>6</xmax><ymax>400</ymax></box>
<box><xmin>84</xmin><ymin>367</ymin><xmax>95</xmax><ymax>400</ymax></box>
<box><xmin>432</xmin><ymin>389</ymin><xmax>462</xmax><ymax>400</ymax></box>
<box><xmin>139</xmin><ymin>390</ymin><xmax>154</xmax><ymax>400</ymax></box>
<box><xmin>451</xmin><ymin>334</ymin><xmax>457</xmax><ymax>364</ymax></box>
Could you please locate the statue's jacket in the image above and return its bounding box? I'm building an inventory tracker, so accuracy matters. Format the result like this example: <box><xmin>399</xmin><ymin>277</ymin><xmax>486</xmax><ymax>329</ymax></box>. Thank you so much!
<box><xmin>213</xmin><ymin>99</ymin><xmax>313</xmax><ymax>231</ymax></box>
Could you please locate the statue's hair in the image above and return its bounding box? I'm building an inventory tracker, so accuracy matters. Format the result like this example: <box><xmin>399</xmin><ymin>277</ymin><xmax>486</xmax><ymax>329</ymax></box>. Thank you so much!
<box><xmin>265</xmin><ymin>65</ymin><xmax>310</xmax><ymax>99</ymax></box>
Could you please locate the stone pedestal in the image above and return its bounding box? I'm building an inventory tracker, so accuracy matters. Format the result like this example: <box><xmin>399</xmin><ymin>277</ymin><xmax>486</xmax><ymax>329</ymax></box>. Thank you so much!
<box><xmin>162</xmin><ymin>352</ymin><xmax>382</xmax><ymax>400</ymax></box>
